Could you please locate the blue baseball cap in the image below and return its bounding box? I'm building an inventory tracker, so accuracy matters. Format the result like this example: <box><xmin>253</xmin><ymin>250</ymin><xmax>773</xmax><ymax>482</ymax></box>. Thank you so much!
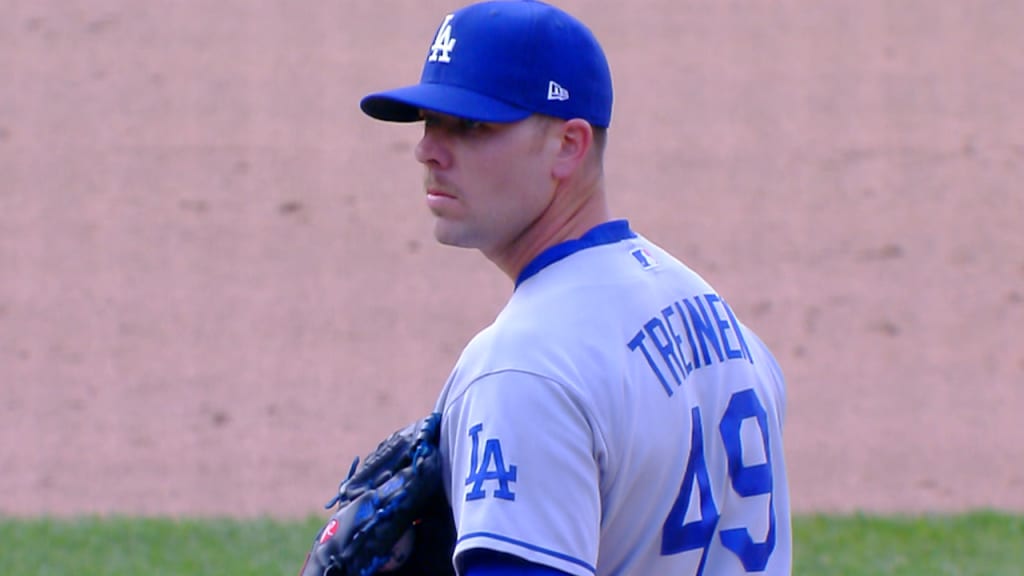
<box><xmin>360</xmin><ymin>0</ymin><xmax>613</xmax><ymax>128</ymax></box>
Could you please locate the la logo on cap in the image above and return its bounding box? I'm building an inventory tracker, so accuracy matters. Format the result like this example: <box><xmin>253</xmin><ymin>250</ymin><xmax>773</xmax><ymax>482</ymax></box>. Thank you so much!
<box><xmin>428</xmin><ymin>14</ymin><xmax>457</xmax><ymax>63</ymax></box>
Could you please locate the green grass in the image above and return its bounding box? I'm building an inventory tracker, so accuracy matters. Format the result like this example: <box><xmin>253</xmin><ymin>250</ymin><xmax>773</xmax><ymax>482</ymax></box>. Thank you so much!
<box><xmin>0</xmin><ymin>511</ymin><xmax>1021</xmax><ymax>575</ymax></box>
<box><xmin>0</xmin><ymin>516</ymin><xmax>325</xmax><ymax>575</ymax></box>
<box><xmin>794</xmin><ymin>511</ymin><xmax>1024</xmax><ymax>575</ymax></box>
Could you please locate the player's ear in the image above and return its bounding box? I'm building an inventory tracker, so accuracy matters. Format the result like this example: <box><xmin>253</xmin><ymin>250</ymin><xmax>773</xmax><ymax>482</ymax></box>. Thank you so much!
<box><xmin>551</xmin><ymin>118</ymin><xmax>593</xmax><ymax>180</ymax></box>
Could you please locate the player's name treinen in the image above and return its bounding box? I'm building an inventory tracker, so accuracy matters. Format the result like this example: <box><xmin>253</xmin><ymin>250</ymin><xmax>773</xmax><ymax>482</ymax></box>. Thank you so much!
<box><xmin>628</xmin><ymin>293</ymin><xmax>754</xmax><ymax>397</ymax></box>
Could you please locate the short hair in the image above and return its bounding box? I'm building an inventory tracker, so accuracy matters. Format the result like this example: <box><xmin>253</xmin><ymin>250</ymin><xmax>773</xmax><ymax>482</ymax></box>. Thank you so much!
<box><xmin>591</xmin><ymin>126</ymin><xmax>608</xmax><ymax>161</ymax></box>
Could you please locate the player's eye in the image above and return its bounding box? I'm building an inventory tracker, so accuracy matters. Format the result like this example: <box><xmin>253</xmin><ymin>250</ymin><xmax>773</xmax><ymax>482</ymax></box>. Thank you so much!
<box><xmin>420</xmin><ymin>112</ymin><xmax>488</xmax><ymax>136</ymax></box>
<box><xmin>421</xmin><ymin>112</ymin><xmax>439</xmax><ymax>127</ymax></box>
<box><xmin>457</xmin><ymin>118</ymin><xmax>483</xmax><ymax>132</ymax></box>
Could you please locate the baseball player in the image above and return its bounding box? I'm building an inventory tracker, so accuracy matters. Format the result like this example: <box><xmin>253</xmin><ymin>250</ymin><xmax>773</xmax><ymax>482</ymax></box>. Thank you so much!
<box><xmin>359</xmin><ymin>1</ymin><xmax>792</xmax><ymax>574</ymax></box>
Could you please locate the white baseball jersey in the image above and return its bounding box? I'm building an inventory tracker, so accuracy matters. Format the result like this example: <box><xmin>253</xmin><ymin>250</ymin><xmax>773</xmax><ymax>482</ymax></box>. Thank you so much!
<box><xmin>434</xmin><ymin>220</ymin><xmax>791</xmax><ymax>576</ymax></box>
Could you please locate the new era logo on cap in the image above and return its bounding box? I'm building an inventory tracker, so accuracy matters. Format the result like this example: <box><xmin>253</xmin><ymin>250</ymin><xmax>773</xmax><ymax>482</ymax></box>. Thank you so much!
<box><xmin>547</xmin><ymin>81</ymin><xmax>569</xmax><ymax>101</ymax></box>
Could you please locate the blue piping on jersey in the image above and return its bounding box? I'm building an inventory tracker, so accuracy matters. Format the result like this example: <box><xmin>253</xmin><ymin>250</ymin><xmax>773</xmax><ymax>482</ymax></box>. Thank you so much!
<box><xmin>457</xmin><ymin>531</ymin><xmax>597</xmax><ymax>574</ymax></box>
<box><xmin>515</xmin><ymin>219</ymin><xmax>636</xmax><ymax>289</ymax></box>
<box><xmin>466</xmin><ymin>558</ymin><xmax>570</xmax><ymax>576</ymax></box>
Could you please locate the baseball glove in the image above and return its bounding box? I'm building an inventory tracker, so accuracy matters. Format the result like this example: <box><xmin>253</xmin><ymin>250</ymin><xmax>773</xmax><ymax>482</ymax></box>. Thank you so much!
<box><xmin>299</xmin><ymin>412</ymin><xmax>456</xmax><ymax>576</ymax></box>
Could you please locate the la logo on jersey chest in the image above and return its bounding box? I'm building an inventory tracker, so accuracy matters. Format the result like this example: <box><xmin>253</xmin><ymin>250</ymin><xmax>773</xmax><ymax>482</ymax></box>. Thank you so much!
<box><xmin>428</xmin><ymin>14</ymin><xmax>457</xmax><ymax>63</ymax></box>
<box><xmin>465</xmin><ymin>423</ymin><xmax>517</xmax><ymax>501</ymax></box>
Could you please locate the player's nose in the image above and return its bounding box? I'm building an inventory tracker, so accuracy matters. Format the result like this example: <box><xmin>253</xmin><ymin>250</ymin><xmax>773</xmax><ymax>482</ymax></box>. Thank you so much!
<box><xmin>414</xmin><ymin>129</ymin><xmax>452</xmax><ymax>169</ymax></box>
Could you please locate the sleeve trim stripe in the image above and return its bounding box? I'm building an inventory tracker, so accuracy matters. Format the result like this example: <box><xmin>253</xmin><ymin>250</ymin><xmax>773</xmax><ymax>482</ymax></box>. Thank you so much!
<box><xmin>456</xmin><ymin>531</ymin><xmax>597</xmax><ymax>574</ymax></box>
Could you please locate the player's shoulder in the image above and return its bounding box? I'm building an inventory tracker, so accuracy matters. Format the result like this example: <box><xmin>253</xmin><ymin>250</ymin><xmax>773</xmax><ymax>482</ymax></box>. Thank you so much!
<box><xmin>453</xmin><ymin>309</ymin><xmax>566</xmax><ymax>378</ymax></box>
<box><xmin>440</xmin><ymin>291</ymin><xmax>608</xmax><ymax>408</ymax></box>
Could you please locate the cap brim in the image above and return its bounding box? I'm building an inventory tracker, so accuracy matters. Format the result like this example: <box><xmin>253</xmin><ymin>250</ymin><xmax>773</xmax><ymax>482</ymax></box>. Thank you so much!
<box><xmin>360</xmin><ymin>83</ymin><xmax>533</xmax><ymax>124</ymax></box>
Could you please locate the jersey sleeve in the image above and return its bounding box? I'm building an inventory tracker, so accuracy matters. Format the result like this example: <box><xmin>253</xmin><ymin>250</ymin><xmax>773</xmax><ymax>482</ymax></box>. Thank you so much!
<box><xmin>461</xmin><ymin>550</ymin><xmax>574</xmax><ymax>576</ymax></box>
<box><xmin>441</xmin><ymin>369</ymin><xmax>600</xmax><ymax>576</ymax></box>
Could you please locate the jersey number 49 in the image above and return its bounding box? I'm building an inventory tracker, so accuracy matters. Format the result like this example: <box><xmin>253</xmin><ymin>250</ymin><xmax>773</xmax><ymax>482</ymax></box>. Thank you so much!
<box><xmin>661</xmin><ymin>389</ymin><xmax>777</xmax><ymax>575</ymax></box>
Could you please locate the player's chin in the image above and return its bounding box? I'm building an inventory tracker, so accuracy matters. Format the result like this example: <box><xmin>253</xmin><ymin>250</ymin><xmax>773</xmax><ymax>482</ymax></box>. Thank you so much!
<box><xmin>431</xmin><ymin>220</ymin><xmax>478</xmax><ymax>249</ymax></box>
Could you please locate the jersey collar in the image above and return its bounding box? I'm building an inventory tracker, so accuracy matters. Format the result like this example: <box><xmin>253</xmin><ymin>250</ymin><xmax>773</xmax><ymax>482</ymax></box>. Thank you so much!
<box><xmin>515</xmin><ymin>219</ymin><xmax>636</xmax><ymax>288</ymax></box>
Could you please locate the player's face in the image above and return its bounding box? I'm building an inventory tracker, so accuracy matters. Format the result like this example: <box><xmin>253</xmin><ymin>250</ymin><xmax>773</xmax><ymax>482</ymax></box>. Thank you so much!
<box><xmin>414</xmin><ymin>112</ymin><xmax>560</xmax><ymax>261</ymax></box>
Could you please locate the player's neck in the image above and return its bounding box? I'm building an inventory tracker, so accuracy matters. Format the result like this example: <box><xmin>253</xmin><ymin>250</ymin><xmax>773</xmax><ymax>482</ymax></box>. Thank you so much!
<box><xmin>487</xmin><ymin>179</ymin><xmax>611</xmax><ymax>282</ymax></box>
